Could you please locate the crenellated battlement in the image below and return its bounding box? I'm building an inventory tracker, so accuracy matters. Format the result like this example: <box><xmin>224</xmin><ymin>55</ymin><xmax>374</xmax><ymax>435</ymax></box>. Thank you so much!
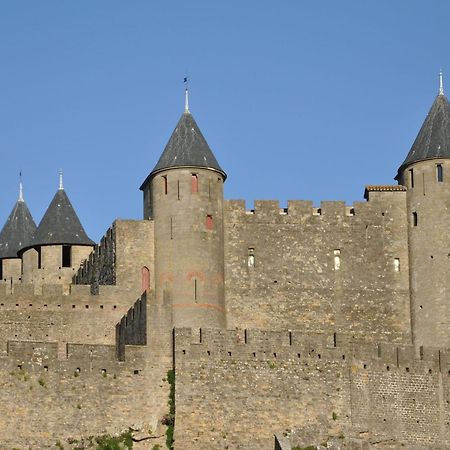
<box><xmin>225</xmin><ymin>189</ymin><xmax>406</xmax><ymax>223</ymax></box>
<box><xmin>174</xmin><ymin>328</ymin><xmax>450</xmax><ymax>375</ymax></box>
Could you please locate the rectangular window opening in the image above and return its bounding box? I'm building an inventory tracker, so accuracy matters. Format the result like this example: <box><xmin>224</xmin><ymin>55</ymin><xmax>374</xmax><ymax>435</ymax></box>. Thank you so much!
<box><xmin>191</xmin><ymin>174</ymin><xmax>198</xmax><ymax>193</ymax></box>
<box><xmin>194</xmin><ymin>279</ymin><xmax>198</xmax><ymax>302</ymax></box>
<box><xmin>248</xmin><ymin>248</ymin><xmax>255</xmax><ymax>268</ymax></box>
<box><xmin>62</xmin><ymin>245</ymin><xmax>72</xmax><ymax>268</ymax></box>
<box><xmin>394</xmin><ymin>258</ymin><xmax>400</xmax><ymax>272</ymax></box>
<box><xmin>177</xmin><ymin>180</ymin><xmax>180</xmax><ymax>200</ymax></box>
<box><xmin>334</xmin><ymin>249</ymin><xmax>341</xmax><ymax>270</ymax></box>
<box><xmin>409</xmin><ymin>169</ymin><xmax>414</xmax><ymax>188</ymax></box>
<box><xmin>413</xmin><ymin>212</ymin><xmax>418</xmax><ymax>227</ymax></box>
<box><xmin>162</xmin><ymin>176</ymin><xmax>168</xmax><ymax>195</ymax></box>
<box><xmin>0</xmin><ymin>260</ymin><xmax>2</xmax><ymax>280</ymax></box>
<box><xmin>205</xmin><ymin>214</ymin><xmax>214</xmax><ymax>230</ymax></box>
<box><xmin>170</xmin><ymin>218</ymin><xmax>173</xmax><ymax>240</ymax></box>
<box><xmin>437</xmin><ymin>164</ymin><xmax>444</xmax><ymax>182</ymax></box>
<box><xmin>37</xmin><ymin>247</ymin><xmax>42</xmax><ymax>269</ymax></box>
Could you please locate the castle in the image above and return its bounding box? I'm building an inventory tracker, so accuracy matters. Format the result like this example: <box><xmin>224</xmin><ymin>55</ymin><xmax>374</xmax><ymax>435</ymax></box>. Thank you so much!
<box><xmin>1</xmin><ymin>77</ymin><xmax>450</xmax><ymax>449</ymax></box>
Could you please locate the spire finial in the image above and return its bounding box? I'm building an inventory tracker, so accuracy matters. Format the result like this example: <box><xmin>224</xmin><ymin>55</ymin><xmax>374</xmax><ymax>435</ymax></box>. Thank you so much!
<box><xmin>439</xmin><ymin>69</ymin><xmax>444</xmax><ymax>96</ymax></box>
<box><xmin>59</xmin><ymin>169</ymin><xmax>64</xmax><ymax>190</ymax></box>
<box><xmin>18</xmin><ymin>171</ymin><xmax>24</xmax><ymax>202</ymax></box>
<box><xmin>184</xmin><ymin>76</ymin><xmax>189</xmax><ymax>112</ymax></box>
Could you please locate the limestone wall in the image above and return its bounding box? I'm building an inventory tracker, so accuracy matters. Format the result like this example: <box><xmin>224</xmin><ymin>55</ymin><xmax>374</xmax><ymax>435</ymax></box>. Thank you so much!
<box><xmin>224</xmin><ymin>191</ymin><xmax>411</xmax><ymax>343</ymax></box>
<box><xmin>0</xmin><ymin>283</ymin><xmax>139</xmax><ymax>353</ymax></box>
<box><xmin>0</xmin><ymin>341</ymin><xmax>169</xmax><ymax>449</ymax></box>
<box><xmin>74</xmin><ymin>220</ymin><xmax>154</xmax><ymax>297</ymax></box>
<box><xmin>173</xmin><ymin>328</ymin><xmax>450</xmax><ymax>450</ymax></box>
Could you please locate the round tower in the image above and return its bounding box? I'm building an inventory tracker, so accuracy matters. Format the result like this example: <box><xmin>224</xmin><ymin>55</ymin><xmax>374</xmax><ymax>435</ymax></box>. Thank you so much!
<box><xmin>396</xmin><ymin>73</ymin><xmax>450</xmax><ymax>349</ymax></box>
<box><xmin>140</xmin><ymin>93</ymin><xmax>226</xmax><ymax>328</ymax></box>
<box><xmin>20</xmin><ymin>173</ymin><xmax>95</xmax><ymax>285</ymax></box>
<box><xmin>0</xmin><ymin>178</ymin><xmax>37</xmax><ymax>282</ymax></box>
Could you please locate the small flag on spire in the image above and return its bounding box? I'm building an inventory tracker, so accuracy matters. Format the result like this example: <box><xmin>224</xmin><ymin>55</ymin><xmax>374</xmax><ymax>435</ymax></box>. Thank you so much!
<box><xmin>184</xmin><ymin>76</ymin><xmax>190</xmax><ymax>112</ymax></box>
<box><xmin>18</xmin><ymin>171</ymin><xmax>24</xmax><ymax>202</ymax></box>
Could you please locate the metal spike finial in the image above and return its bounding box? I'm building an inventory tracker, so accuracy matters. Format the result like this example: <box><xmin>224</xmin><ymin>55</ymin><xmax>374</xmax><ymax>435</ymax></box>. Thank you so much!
<box><xmin>18</xmin><ymin>172</ymin><xmax>24</xmax><ymax>202</ymax></box>
<box><xmin>184</xmin><ymin>76</ymin><xmax>190</xmax><ymax>112</ymax></box>
<box><xmin>59</xmin><ymin>169</ymin><xmax>64</xmax><ymax>190</ymax></box>
<box><xmin>439</xmin><ymin>69</ymin><xmax>444</xmax><ymax>96</ymax></box>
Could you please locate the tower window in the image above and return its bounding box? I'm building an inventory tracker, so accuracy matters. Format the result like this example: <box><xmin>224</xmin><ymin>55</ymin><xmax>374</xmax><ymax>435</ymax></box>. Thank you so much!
<box><xmin>0</xmin><ymin>260</ymin><xmax>3</xmax><ymax>280</ymax></box>
<box><xmin>409</xmin><ymin>169</ymin><xmax>414</xmax><ymax>188</ymax></box>
<box><xmin>412</xmin><ymin>212</ymin><xmax>418</xmax><ymax>227</ymax></box>
<box><xmin>177</xmin><ymin>180</ymin><xmax>180</xmax><ymax>200</ymax></box>
<box><xmin>194</xmin><ymin>279</ymin><xmax>198</xmax><ymax>302</ymax></box>
<box><xmin>37</xmin><ymin>247</ymin><xmax>42</xmax><ymax>269</ymax></box>
<box><xmin>437</xmin><ymin>164</ymin><xmax>444</xmax><ymax>182</ymax></box>
<box><xmin>162</xmin><ymin>176</ymin><xmax>168</xmax><ymax>195</ymax></box>
<box><xmin>191</xmin><ymin>174</ymin><xmax>198</xmax><ymax>193</ymax></box>
<box><xmin>62</xmin><ymin>245</ymin><xmax>72</xmax><ymax>268</ymax></box>
<box><xmin>394</xmin><ymin>258</ymin><xmax>400</xmax><ymax>272</ymax></box>
<box><xmin>205</xmin><ymin>215</ymin><xmax>214</xmax><ymax>230</ymax></box>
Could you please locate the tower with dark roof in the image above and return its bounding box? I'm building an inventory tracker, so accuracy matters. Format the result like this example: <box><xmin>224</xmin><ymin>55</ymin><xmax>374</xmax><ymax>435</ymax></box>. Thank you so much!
<box><xmin>0</xmin><ymin>180</ymin><xmax>36</xmax><ymax>282</ymax></box>
<box><xmin>21</xmin><ymin>174</ymin><xmax>94</xmax><ymax>285</ymax></box>
<box><xmin>396</xmin><ymin>72</ymin><xmax>450</xmax><ymax>349</ymax></box>
<box><xmin>140</xmin><ymin>93</ymin><xmax>227</xmax><ymax>328</ymax></box>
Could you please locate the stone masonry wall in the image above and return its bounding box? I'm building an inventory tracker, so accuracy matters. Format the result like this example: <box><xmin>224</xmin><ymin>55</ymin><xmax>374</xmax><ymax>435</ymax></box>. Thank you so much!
<box><xmin>173</xmin><ymin>328</ymin><xmax>450</xmax><ymax>450</ymax></box>
<box><xmin>0</xmin><ymin>341</ymin><xmax>169</xmax><ymax>449</ymax></box>
<box><xmin>224</xmin><ymin>191</ymin><xmax>411</xmax><ymax>343</ymax></box>
<box><xmin>0</xmin><ymin>283</ymin><xmax>140</xmax><ymax>354</ymax></box>
<box><xmin>74</xmin><ymin>220</ymin><xmax>154</xmax><ymax>298</ymax></box>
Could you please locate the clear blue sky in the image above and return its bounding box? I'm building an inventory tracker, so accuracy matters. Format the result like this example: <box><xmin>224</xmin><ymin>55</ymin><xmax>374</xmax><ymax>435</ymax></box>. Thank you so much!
<box><xmin>0</xmin><ymin>1</ymin><xmax>448</xmax><ymax>241</ymax></box>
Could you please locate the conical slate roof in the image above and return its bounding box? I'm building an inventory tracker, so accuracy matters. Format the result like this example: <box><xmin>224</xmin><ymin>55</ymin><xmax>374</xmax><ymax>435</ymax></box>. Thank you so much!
<box><xmin>0</xmin><ymin>200</ymin><xmax>37</xmax><ymax>259</ymax></box>
<box><xmin>397</xmin><ymin>94</ymin><xmax>450</xmax><ymax>178</ymax></box>
<box><xmin>22</xmin><ymin>189</ymin><xmax>94</xmax><ymax>249</ymax></box>
<box><xmin>140</xmin><ymin>111</ymin><xmax>226</xmax><ymax>189</ymax></box>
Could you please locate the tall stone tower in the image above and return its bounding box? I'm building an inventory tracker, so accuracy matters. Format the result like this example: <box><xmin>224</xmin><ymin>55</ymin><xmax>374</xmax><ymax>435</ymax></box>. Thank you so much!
<box><xmin>395</xmin><ymin>73</ymin><xmax>450</xmax><ymax>349</ymax></box>
<box><xmin>140</xmin><ymin>93</ymin><xmax>227</xmax><ymax>328</ymax></box>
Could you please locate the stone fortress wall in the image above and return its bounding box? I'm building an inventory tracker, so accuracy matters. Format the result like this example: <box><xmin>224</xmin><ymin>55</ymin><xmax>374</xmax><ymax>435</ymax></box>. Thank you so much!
<box><xmin>174</xmin><ymin>327</ymin><xmax>450</xmax><ymax>450</ymax></box>
<box><xmin>223</xmin><ymin>188</ymin><xmax>411</xmax><ymax>343</ymax></box>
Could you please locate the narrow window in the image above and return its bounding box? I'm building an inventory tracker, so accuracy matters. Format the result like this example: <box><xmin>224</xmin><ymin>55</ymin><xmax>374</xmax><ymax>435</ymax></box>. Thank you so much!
<box><xmin>37</xmin><ymin>247</ymin><xmax>42</xmax><ymax>269</ymax></box>
<box><xmin>409</xmin><ymin>169</ymin><xmax>414</xmax><ymax>188</ymax></box>
<box><xmin>0</xmin><ymin>260</ymin><xmax>3</xmax><ymax>280</ymax></box>
<box><xmin>437</xmin><ymin>164</ymin><xmax>444</xmax><ymax>182</ymax></box>
<box><xmin>334</xmin><ymin>249</ymin><xmax>341</xmax><ymax>270</ymax></box>
<box><xmin>248</xmin><ymin>248</ymin><xmax>255</xmax><ymax>267</ymax></box>
<box><xmin>170</xmin><ymin>218</ymin><xmax>173</xmax><ymax>240</ymax></box>
<box><xmin>191</xmin><ymin>174</ymin><xmax>198</xmax><ymax>193</ymax></box>
<box><xmin>205</xmin><ymin>215</ymin><xmax>214</xmax><ymax>230</ymax></box>
<box><xmin>412</xmin><ymin>212</ymin><xmax>418</xmax><ymax>227</ymax></box>
<box><xmin>194</xmin><ymin>279</ymin><xmax>198</xmax><ymax>302</ymax></box>
<box><xmin>162</xmin><ymin>176</ymin><xmax>168</xmax><ymax>195</ymax></box>
<box><xmin>177</xmin><ymin>180</ymin><xmax>180</xmax><ymax>200</ymax></box>
<box><xmin>141</xmin><ymin>266</ymin><xmax>150</xmax><ymax>292</ymax></box>
<box><xmin>394</xmin><ymin>258</ymin><xmax>400</xmax><ymax>272</ymax></box>
<box><xmin>208</xmin><ymin>179</ymin><xmax>211</xmax><ymax>200</ymax></box>
<box><xmin>62</xmin><ymin>245</ymin><xmax>72</xmax><ymax>267</ymax></box>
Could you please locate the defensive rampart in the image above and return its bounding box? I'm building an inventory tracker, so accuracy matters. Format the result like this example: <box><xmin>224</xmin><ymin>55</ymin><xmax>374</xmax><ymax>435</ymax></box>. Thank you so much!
<box><xmin>173</xmin><ymin>327</ymin><xmax>450</xmax><ymax>450</ymax></box>
<box><xmin>224</xmin><ymin>191</ymin><xmax>411</xmax><ymax>343</ymax></box>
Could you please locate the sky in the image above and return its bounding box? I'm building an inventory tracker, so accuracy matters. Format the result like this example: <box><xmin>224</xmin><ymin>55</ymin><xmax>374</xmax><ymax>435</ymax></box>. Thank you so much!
<box><xmin>0</xmin><ymin>1</ymin><xmax>449</xmax><ymax>241</ymax></box>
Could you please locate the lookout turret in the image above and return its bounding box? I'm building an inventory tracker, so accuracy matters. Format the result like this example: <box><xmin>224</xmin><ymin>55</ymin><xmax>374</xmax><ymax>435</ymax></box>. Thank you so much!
<box><xmin>21</xmin><ymin>173</ymin><xmax>95</xmax><ymax>285</ymax></box>
<box><xmin>0</xmin><ymin>178</ymin><xmax>36</xmax><ymax>282</ymax></box>
<box><xmin>140</xmin><ymin>90</ymin><xmax>226</xmax><ymax>328</ymax></box>
<box><xmin>396</xmin><ymin>72</ymin><xmax>450</xmax><ymax>349</ymax></box>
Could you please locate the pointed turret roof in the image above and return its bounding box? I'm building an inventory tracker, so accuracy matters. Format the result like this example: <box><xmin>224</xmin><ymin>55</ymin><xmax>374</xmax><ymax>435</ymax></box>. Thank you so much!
<box><xmin>140</xmin><ymin>110</ymin><xmax>226</xmax><ymax>189</ymax></box>
<box><xmin>22</xmin><ymin>187</ymin><xmax>94</xmax><ymax>250</ymax></box>
<box><xmin>396</xmin><ymin>92</ymin><xmax>450</xmax><ymax>179</ymax></box>
<box><xmin>0</xmin><ymin>197</ymin><xmax>37</xmax><ymax>259</ymax></box>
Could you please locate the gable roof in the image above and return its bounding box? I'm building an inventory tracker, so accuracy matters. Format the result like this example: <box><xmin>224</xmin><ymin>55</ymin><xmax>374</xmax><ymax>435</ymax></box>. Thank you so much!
<box><xmin>396</xmin><ymin>94</ymin><xmax>450</xmax><ymax>178</ymax></box>
<box><xmin>0</xmin><ymin>200</ymin><xmax>37</xmax><ymax>259</ymax></box>
<box><xmin>140</xmin><ymin>111</ymin><xmax>226</xmax><ymax>189</ymax></box>
<box><xmin>22</xmin><ymin>189</ymin><xmax>94</xmax><ymax>250</ymax></box>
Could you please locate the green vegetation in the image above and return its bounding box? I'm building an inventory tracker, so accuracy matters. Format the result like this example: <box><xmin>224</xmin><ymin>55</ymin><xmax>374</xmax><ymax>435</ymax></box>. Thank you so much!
<box><xmin>267</xmin><ymin>361</ymin><xmax>277</xmax><ymax>369</ymax></box>
<box><xmin>37</xmin><ymin>377</ymin><xmax>46</xmax><ymax>387</ymax></box>
<box><xmin>55</xmin><ymin>441</ymin><xmax>64</xmax><ymax>449</ymax></box>
<box><xmin>332</xmin><ymin>411</ymin><xmax>337</xmax><ymax>420</ymax></box>
<box><xmin>166</xmin><ymin>369</ymin><xmax>175</xmax><ymax>449</ymax></box>
<box><xmin>292</xmin><ymin>446</ymin><xmax>317</xmax><ymax>450</ymax></box>
<box><xmin>64</xmin><ymin>429</ymin><xmax>134</xmax><ymax>449</ymax></box>
<box><xmin>152</xmin><ymin>445</ymin><xmax>161</xmax><ymax>450</ymax></box>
